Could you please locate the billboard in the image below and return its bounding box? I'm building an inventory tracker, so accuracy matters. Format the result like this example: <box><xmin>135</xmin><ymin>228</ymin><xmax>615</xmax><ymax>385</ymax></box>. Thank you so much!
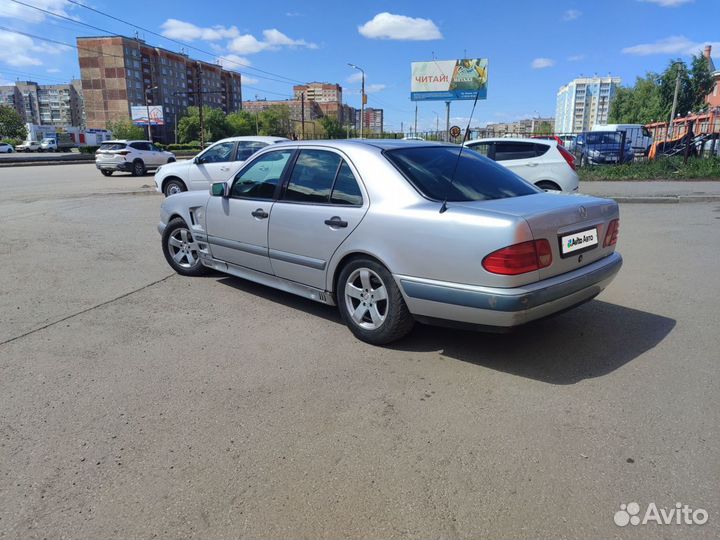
<box><xmin>131</xmin><ymin>105</ymin><xmax>165</xmax><ymax>126</ymax></box>
<box><xmin>411</xmin><ymin>59</ymin><xmax>488</xmax><ymax>101</ymax></box>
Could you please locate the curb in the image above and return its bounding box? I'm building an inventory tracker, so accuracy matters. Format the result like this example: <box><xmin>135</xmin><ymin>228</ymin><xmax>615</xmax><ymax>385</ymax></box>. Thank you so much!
<box><xmin>0</xmin><ymin>159</ymin><xmax>94</xmax><ymax>168</ymax></box>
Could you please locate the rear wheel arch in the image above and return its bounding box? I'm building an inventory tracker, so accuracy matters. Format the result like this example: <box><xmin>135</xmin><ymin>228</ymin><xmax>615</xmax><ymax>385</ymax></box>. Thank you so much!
<box><xmin>536</xmin><ymin>180</ymin><xmax>562</xmax><ymax>191</ymax></box>
<box><xmin>331</xmin><ymin>251</ymin><xmax>392</xmax><ymax>296</ymax></box>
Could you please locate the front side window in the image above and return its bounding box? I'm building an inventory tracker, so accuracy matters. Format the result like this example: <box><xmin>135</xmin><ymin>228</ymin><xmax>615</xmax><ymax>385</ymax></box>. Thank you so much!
<box><xmin>130</xmin><ymin>142</ymin><xmax>151</xmax><ymax>151</ymax></box>
<box><xmin>231</xmin><ymin>150</ymin><xmax>293</xmax><ymax>199</ymax></box>
<box><xmin>283</xmin><ymin>150</ymin><xmax>341</xmax><ymax>203</ymax></box>
<box><xmin>199</xmin><ymin>142</ymin><xmax>235</xmax><ymax>164</ymax></box>
<box><xmin>235</xmin><ymin>141</ymin><xmax>268</xmax><ymax>161</ymax></box>
<box><xmin>385</xmin><ymin>146</ymin><xmax>537</xmax><ymax>202</ymax></box>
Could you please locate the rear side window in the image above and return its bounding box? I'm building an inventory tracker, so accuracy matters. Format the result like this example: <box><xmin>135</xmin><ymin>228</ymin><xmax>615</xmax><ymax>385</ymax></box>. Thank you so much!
<box><xmin>235</xmin><ymin>141</ymin><xmax>268</xmax><ymax>161</ymax></box>
<box><xmin>534</xmin><ymin>143</ymin><xmax>550</xmax><ymax>157</ymax></box>
<box><xmin>284</xmin><ymin>150</ymin><xmax>341</xmax><ymax>203</ymax></box>
<box><xmin>385</xmin><ymin>146</ymin><xmax>537</xmax><ymax>202</ymax></box>
<box><xmin>467</xmin><ymin>142</ymin><xmax>491</xmax><ymax>156</ymax></box>
<box><xmin>330</xmin><ymin>162</ymin><xmax>363</xmax><ymax>205</ymax></box>
<box><xmin>99</xmin><ymin>142</ymin><xmax>127</xmax><ymax>151</ymax></box>
<box><xmin>494</xmin><ymin>142</ymin><xmax>538</xmax><ymax>161</ymax></box>
<box><xmin>130</xmin><ymin>142</ymin><xmax>150</xmax><ymax>151</ymax></box>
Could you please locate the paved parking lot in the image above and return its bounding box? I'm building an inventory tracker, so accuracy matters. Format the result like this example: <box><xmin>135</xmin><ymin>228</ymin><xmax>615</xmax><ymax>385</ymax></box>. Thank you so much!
<box><xmin>1</xmin><ymin>164</ymin><xmax>718</xmax><ymax>539</ymax></box>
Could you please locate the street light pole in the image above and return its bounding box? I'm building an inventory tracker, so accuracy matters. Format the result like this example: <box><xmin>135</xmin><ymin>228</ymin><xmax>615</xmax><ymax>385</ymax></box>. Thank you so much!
<box><xmin>144</xmin><ymin>85</ymin><xmax>158</xmax><ymax>142</ymax></box>
<box><xmin>348</xmin><ymin>63</ymin><xmax>365</xmax><ymax>139</ymax></box>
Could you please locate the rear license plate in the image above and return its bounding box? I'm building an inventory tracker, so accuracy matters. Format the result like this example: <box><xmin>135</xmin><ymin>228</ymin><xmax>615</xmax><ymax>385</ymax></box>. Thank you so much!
<box><xmin>560</xmin><ymin>227</ymin><xmax>598</xmax><ymax>257</ymax></box>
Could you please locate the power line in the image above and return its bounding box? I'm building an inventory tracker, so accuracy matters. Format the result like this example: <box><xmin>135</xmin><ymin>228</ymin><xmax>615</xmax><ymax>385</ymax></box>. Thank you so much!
<box><xmin>58</xmin><ymin>0</ymin><xmax>306</xmax><ymax>86</ymax></box>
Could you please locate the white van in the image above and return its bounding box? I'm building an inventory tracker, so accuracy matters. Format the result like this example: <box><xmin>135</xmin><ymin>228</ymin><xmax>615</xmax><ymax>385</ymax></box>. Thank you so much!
<box><xmin>592</xmin><ymin>124</ymin><xmax>653</xmax><ymax>156</ymax></box>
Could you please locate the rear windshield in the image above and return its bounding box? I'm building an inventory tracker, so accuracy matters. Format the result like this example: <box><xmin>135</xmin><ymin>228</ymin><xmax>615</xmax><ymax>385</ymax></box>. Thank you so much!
<box><xmin>99</xmin><ymin>142</ymin><xmax>127</xmax><ymax>151</ymax></box>
<box><xmin>384</xmin><ymin>146</ymin><xmax>538</xmax><ymax>202</ymax></box>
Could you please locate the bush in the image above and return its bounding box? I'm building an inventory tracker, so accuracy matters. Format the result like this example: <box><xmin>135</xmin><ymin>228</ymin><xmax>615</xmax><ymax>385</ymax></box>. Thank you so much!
<box><xmin>79</xmin><ymin>145</ymin><xmax>100</xmax><ymax>154</ymax></box>
<box><xmin>1</xmin><ymin>138</ymin><xmax>22</xmax><ymax>148</ymax></box>
<box><xmin>579</xmin><ymin>156</ymin><xmax>720</xmax><ymax>180</ymax></box>
<box><xmin>165</xmin><ymin>143</ymin><xmax>201</xmax><ymax>152</ymax></box>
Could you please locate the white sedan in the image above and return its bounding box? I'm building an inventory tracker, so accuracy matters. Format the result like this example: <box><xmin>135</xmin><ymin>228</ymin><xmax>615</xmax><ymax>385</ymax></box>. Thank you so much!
<box><xmin>463</xmin><ymin>137</ymin><xmax>579</xmax><ymax>192</ymax></box>
<box><xmin>154</xmin><ymin>136</ymin><xmax>288</xmax><ymax>196</ymax></box>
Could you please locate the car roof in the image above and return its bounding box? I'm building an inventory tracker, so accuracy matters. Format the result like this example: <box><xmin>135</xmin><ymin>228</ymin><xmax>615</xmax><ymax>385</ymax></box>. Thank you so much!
<box><xmin>101</xmin><ymin>140</ymin><xmax>152</xmax><ymax>144</ymax></box>
<box><xmin>213</xmin><ymin>136</ymin><xmax>290</xmax><ymax>144</ymax></box>
<box><xmin>465</xmin><ymin>137</ymin><xmax>557</xmax><ymax>146</ymax></box>
<box><xmin>273</xmin><ymin>139</ymin><xmax>452</xmax><ymax>151</ymax></box>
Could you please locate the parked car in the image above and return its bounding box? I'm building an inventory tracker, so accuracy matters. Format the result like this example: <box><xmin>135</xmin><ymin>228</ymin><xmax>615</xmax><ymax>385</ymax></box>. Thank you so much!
<box><xmin>154</xmin><ymin>136</ymin><xmax>289</xmax><ymax>196</ymax></box>
<box><xmin>0</xmin><ymin>142</ymin><xmax>14</xmax><ymax>153</ymax></box>
<box><xmin>575</xmin><ymin>131</ymin><xmax>634</xmax><ymax>165</ymax></box>
<box><xmin>463</xmin><ymin>137</ymin><xmax>578</xmax><ymax>192</ymax></box>
<box><xmin>16</xmin><ymin>141</ymin><xmax>41</xmax><ymax>152</ymax></box>
<box><xmin>39</xmin><ymin>138</ymin><xmax>58</xmax><ymax>152</ymax></box>
<box><xmin>592</xmin><ymin>124</ymin><xmax>652</xmax><ymax>156</ymax></box>
<box><xmin>158</xmin><ymin>140</ymin><xmax>622</xmax><ymax>345</ymax></box>
<box><xmin>95</xmin><ymin>140</ymin><xmax>175</xmax><ymax>177</ymax></box>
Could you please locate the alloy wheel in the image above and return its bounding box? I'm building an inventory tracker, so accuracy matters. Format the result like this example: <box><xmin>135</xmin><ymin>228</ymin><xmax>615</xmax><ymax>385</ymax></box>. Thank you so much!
<box><xmin>344</xmin><ymin>267</ymin><xmax>389</xmax><ymax>330</ymax></box>
<box><xmin>167</xmin><ymin>227</ymin><xmax>199</xmax><ymax>268</ymax></box>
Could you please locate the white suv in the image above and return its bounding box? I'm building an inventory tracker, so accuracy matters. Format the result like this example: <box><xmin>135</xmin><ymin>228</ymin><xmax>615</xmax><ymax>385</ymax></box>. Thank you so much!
<box><xmin>95</xmin><ymin>140</ymin><xmax>176</xmax><ymax>177</ymax></box>
<box><xmin>154</xmin><ymin>136</ymin><xmax>288</xmax><ymax>196</ymax></box>
<box><xmin>464</xmin><ymin>137</ymin><xmax>579</xmax><ymax>192</ymax></box>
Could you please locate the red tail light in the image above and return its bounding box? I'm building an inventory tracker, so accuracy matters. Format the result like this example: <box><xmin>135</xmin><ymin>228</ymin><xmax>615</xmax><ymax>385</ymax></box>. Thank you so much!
<box><xmin>557</xmin><ymin>145</ymin><xmax>576</xmax><ymax>171</ymax></box>
<box><xmin>604</xmin><ymin>219</ymin><xmax>619</xmax><ymax>247</ymax></box>
<box><xmin>482</xmin><ymin>239</ymin><xmax>553</xmax><ymax>275</ymax></box>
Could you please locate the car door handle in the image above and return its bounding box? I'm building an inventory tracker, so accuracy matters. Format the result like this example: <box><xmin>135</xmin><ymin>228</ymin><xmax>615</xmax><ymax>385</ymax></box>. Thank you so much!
<box><xmin>324</xmin><ymin>216</ymin><xmax>348</xmax><ymax>228</ymax></box>
<box><xmin>219</xmin><ymin>166</ymin><xmax>230</xmax><ymax>172</ymax></box>
<box><xmin>526</xmin><ymin>163</ymin><xmax>539</xmax><ymax>167</ymax></box>
<box><xmin>251</xmin><ymin>209</ymin><xmax>269</xmax><ymax>219</ymax></box>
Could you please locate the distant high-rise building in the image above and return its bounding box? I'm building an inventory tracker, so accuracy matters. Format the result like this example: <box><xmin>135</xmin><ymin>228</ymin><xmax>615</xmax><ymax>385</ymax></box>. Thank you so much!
<box><xmin>76</xmin><ymin>36</ymin><xmax>243</xmax><ymax>142</ymax></box>
<box><xmin>0</xmin><ymin>81</ymin><xmax>83</xmax><ymax>127</ymax></box>
<box><xmin>293</xmin><ymin>82</ymin><xmax>342</xmax><ymax>104</ymax></box>
<box><xmin>555</xmin><ymin>75</ymin><xmax>621</xmax><ymax>133</ymax></box>
<box><xmin>356</xmin><ymin>107</ymin><xmax>383</xmax><ymax>133</ymax></box>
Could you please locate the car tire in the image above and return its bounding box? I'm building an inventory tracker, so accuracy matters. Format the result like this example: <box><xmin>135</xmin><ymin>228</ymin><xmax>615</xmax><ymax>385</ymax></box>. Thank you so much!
<box><xmin>132</xmin><ymin>160</ymin><xmax>145</xmax><ymax>176</ymax></box>
<box><xmin>163</xmin><ymin>178</ymin><xmax>186</xmax><ymax>197</ymax></box>
<box><xmin>101</xmin><ymin>170</ymin><xmax>113</xmax><ymax>177</ymax></box>
<box><xmin>337</xmin><ymin>257</ymin><xmax>415</xmax><ymax>345</ymax></box>
<box><xmin>161</xmin><ymin>218</ymin><xmax>209</xmax><ymax>277</ymax></box>
<box><xmin>536</xmin><ymin>180</ymin><xmax>561</xmax><ymax>192</ymax></box>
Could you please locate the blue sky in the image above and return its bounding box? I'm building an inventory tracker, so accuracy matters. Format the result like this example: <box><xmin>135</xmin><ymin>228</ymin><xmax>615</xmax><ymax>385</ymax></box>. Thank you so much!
<box><xmin>0</xmin><ymin>0</ymin><xmax>718</xmax><ymax>131</ymax></box>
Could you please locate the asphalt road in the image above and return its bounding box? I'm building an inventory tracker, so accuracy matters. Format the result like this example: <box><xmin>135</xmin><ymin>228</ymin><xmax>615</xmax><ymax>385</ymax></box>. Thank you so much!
<box><xmin>1</xmin><ymin>164</ymin><xmax>718</xmax><ymax>539</ymax></box>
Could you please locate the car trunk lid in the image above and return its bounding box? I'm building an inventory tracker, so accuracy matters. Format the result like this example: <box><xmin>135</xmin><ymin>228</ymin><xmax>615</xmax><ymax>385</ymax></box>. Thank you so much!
<box><xmin>455</xmin><ymin>192</ymin><xmax>619</xmax><ymax>281</ymax></box>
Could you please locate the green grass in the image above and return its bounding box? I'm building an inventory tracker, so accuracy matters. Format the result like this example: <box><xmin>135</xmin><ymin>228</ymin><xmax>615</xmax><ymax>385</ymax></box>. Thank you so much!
<box><xmin>578</xmin><ymin>156</ymin><xmax>720</xmax><ymax>181</ymax></box>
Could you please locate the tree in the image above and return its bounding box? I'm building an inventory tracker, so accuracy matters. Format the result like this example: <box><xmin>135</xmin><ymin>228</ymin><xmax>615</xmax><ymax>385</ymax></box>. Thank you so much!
<box><xmin>107</xmin><ymin>118</ymin><xmax>145</xmax><ymax>140</ymax></box>
<box><xmin>533</xmin><ymin>121</ymin><xmax>553</xmax><ymax>134</ymax></box>
<box><xmin>177</xmin><ymin>106</ymin><xmax>231</xmax><ymax>143</ymax></box>
<box><xmin>257</xmin><ymin>105</ymin><xmax>292</xmax><ymax>137</ymax></box>
<box><xmin>227</xmin><ymin>110</ymin><xmax>257</xmax><ymax>136</ymax></box>
<box><xmin>690</xmin><ymin>53</ymin><xmax>714</xmax><ymax>111</ymax></box>
<box><xmin>319</xmin><ymin>116</ymin><xmax>344</xmax><ymax>139</ymax></box>
<box><xmin>0</xmin><ymin>105</ymin><xmax>27</xmax><ymax>140</ymax></box>
<box><xmin>658</xmin><ymin>59</ymin><xmax>693</xmax><ymax>120</ymax></box>
<box><xmin>609</xmin><ymin>73</ymin><xmax>663</xmax><ymax>124</ymax></box>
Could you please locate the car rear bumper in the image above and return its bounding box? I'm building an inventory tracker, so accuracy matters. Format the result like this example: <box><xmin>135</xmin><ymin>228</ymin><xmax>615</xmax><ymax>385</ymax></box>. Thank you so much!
<box><xmin>396</xmin><ymin>252</ymin><xmax>622</xmax><ymax>328</ymax></box>
<box><xmin>96</xmin><ymin>161</ymin><xmax>131</xmax><ymax>172</ymax></box>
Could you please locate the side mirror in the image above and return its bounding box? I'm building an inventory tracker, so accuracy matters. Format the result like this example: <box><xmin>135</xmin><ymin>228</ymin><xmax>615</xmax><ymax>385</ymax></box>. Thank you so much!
<box><xmin>211</xmin><ymin>182</ymin><xmax>229</xmax><ymax>197</ymax></box>
<box><xmin>193</xmin><ymin>156</ymin><xmax>201</xmax><ymax>165</ymax></box>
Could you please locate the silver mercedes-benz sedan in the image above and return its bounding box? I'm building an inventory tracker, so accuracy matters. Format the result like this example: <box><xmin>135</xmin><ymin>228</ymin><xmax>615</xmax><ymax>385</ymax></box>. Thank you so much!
<box><xmin>158</xmin><ymin>140</ymin><xmax>622</xmax><ymax>344</ymax></box>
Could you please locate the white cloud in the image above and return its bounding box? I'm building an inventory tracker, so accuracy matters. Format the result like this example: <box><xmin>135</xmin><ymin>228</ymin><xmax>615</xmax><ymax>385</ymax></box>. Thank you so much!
<box><xmin>531</xmin><ymin>57</ymin><xmax>555</xmax><ymax>69</ymax></box>
<box><xmin>160</xmin><ymin>19</ymin><xmax>239</xmax><ymax>41</ymax></box>
<box><xmin>366</xmin><ymin>83</ymin><xmax>386</xmax><ymax>93</ymax></box>
<box><xmin>242</xmin><ymin>76</ymin><xmax>259</xmax><ymax>85</ymax></box>
<box><xmin>638</xmin><ymin>0</ymin><xmax>693</xmax><ymax>6</ymax></box>
<box><xmin>346</xmin><ymin>71</ymin><xmax>364</xmax><ymax>83</ymax></box>
<box><xmin>358</xmin><ymin>12</ymin><xmax>442</xmax><ymax>41</ymax></box>
<box><xmin>46</xmin><ymin>68</ymin><xmax>61</xmax><ymax>73</ymax></box>
<box><xmin>622</xmin><ymin>35</ymin><xmax>719</xmax><ymax>55</ymax></box>
<box><xmin>0</xmin><ymin>30</ymin><xmax>65</xmax><ymax>66</ymax></box>
<box><xmin>227</xmin><ymin>29</ymin><xmax>316</xmax><ymax>54</ymax></box>
<box><xmin>567</xmin><ymin>54</ymin><xmax>586</xmax><ymax>61</ymax></box>
<box><xmin>262</xmin><ymin>29</ymin><xmax>317</xmax><ymax>49</ymax></box>
<box><xmin>0</xmin><ymin>0</ymin><xmax>75</xmax><ymax>23</ymax></box>
<box><xmin>563</xmin><ymin>9</ymin><xmax>582</xmax><ymax>21</ymax></box>
<box><xmin>217</xmin><ymin>54</ymin><xmax>251</xmax><ymax>70</ymax></box>
<box><xmin>285</xmin><ymin>12</ymin><xmax>301</xmax><ymax>17</ymax></box>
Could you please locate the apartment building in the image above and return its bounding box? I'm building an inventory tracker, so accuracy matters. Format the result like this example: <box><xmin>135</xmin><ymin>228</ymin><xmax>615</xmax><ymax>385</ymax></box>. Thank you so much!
<box><xmin>77</xmin><ymin>36</ymin><xmax>243</xmax><ymax>142</ymax></box>
<box><xmin>0</xmin><ymin>81</ymin><xmax>84</xmax><ymax>127</ymax></box>
<box><xmin>356</xmin><ymin>107</ymin><xmax>384</xmax><ymax>133</ymax></box>
<box><xmin>483</xmin><ymin>117</ymin><xmax>556</xmax><ymax>136</ymax></box>
<box><xmin>293</xmin><ymin>82</ymin><xmax>342</xmax><ymax>104</ymax></box>
<box><xmin>555</xmin><ymin>75</ymin><xmax>621</xmax><ymax>133</ymax></box>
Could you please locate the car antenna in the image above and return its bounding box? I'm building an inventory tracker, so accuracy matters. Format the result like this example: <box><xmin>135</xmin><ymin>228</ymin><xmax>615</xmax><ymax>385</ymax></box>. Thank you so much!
<box><xmin>439</xmin><ymin>88</ymin><xmax>482</xmax><ymax>214</ymax></box>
